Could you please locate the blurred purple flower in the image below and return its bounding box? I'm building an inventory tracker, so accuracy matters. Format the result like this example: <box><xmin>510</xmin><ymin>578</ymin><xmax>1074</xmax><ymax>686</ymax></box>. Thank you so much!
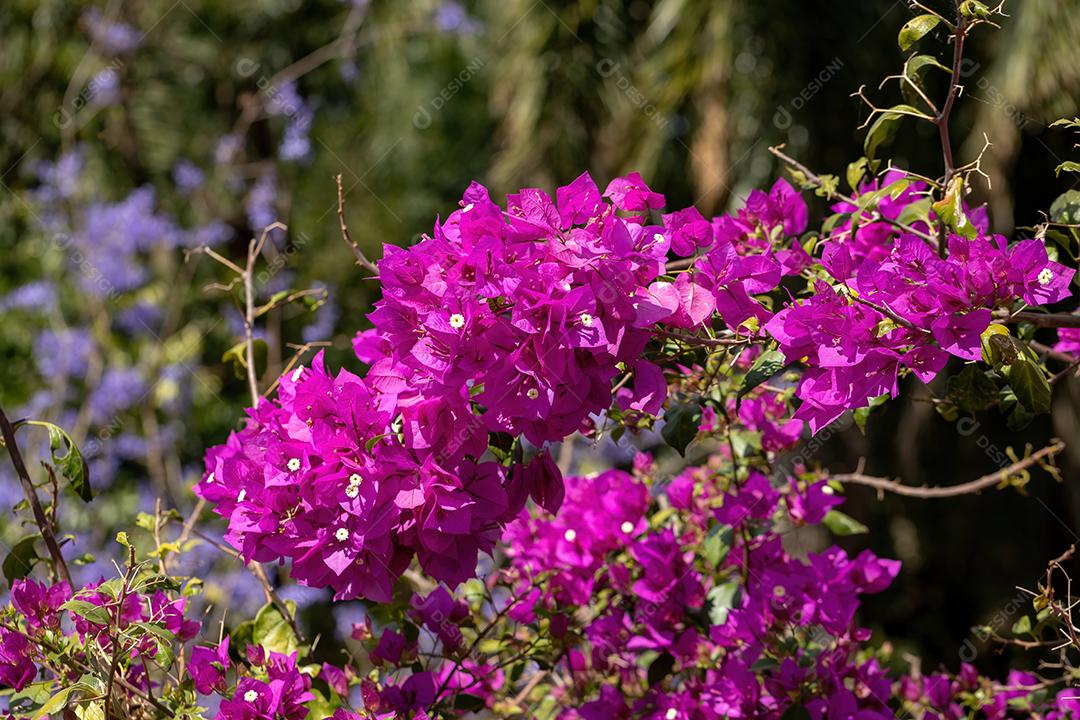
<box><xmin>84</xmin><ymin>9</ymin><xmax>142</xmax><ymax>54</ymax></box>
<box><xmin>246</xmin><ymin>174</ymin><xmax>278</xmax><ymax>232</ymax></box>
<box><xmin>88</xmin><ymin>367</ymin><xmax>148</xmax><ymax>424</ymax></box>
<box><xmin>0</xmin><ymin>282</ymin><xmax>57</xmax><ymax>312</ymax></box>
<box><xmin>435</xmin><ymin>1</ymin><xmax>483</xmax><ymax>33</ymax></box>
<box><xmin>173</xmin><ymin>159</ymin><xmax>205</xmax><ymax>194</ymax></box>
<box><xmin>34</xmin><ymin>328</ymin><xmax>94</xmax><ymax>378</ymax></box>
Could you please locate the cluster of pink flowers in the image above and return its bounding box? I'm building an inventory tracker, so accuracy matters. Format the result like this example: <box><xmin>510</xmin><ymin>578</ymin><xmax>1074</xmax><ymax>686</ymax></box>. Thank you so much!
<box><xmin>197</xmin><ymin>169</ymin><xmax>1077</xmax><ymax>608</ymax></box>
<box><xmin>495</xmin><ymin>462</ymin><xmax>902</xmax><ymax>719</ymax></box>
<box><xmin>339</xmin><ymin>456</ymin><xmax>1080</xmax><ymax>718</ymax></box>
<box><xmin>640</xmin><ymin>179</ymin><xmax>809</xmax><ymax>333</ymax></box>
<box><xmin>196</xmin><ymin>172</ymin><xmax>787</xmax><ymax>601</ymax></box>
<box><xmin>769</xmin><ymin>177</ymin><xmax>1074</xmax><ymax>432</ymax></box>
<box><xmin>195</xmin><ymin>173</ymin><xmax>668</xmax><ymax>600</ymax></box>
<box><xmin>188</xmin><ymin>642</ymin><xmax>314</xmax><ymax>720</ymax></box>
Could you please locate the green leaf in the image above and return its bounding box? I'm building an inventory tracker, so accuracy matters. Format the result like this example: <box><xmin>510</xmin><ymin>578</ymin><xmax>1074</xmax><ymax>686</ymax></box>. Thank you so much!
<box><xmin>33</xmin><ymin>687</ymin><xmax>75</xmax><ymax>720</ymax></box>
<box><xmin>707</xmin><ymin>581</ymin><xmax>741</xmax><ymax>625</ymax></box>
<box><xmin>11</xmin><ymin>681</ymin><xmax>56</xmax><ymax>706</ymax></box>
<box><xmin>646</xmin><ymin>651</ymin><xmax>676</xmax><ymax>686</ymax></box>
<box><xmin>702</xmin><ymin>525</ymin><xmax>733</xmax><ymax>567</ymax></box>
<box><xmin>1050</xmin><ymin>117</ymin><xmax>1080</xmax><ymax>129</ymax></box>
<box><xmin>1050</xmin><ymin>190</ymin><xmax>1080</xmax><ymax>225</ymax></box>
<box><xmin>898</xmin><ymin>14</ymin><xmax>941</xmax><ymax>51</ymax></box>
<box><xmin>1055</xmin><ymin>161</ymin><xmax>1080</xmax><ymax>177</ymax></box>
<box><xmin>906</xmin><ymin>54</ymin><xmax>950</xmax><ymax>79</ymax></box>
<box><xmin>853</xmin><ymin>394</ymin><xmax>889</xmax><ymax>434</ymax></box>
<box><xmin>22</xmin><ymin>421</ymin><xmax>91</xmax><ymax>502</ymax></box>
<box><xmin>813</xmin><ymin>174</ymin><xmax>840</xmax><ymax>199</ymax></box>
<box><xmin>946</xmin><ymin>365</ymin><xmax>999</xmax><ymax>414</ymax></box>
<box><xmin>846</xmin><ymin>158</ymin><xmax>870</xmax><ymax>192</ymax></box>
<box><xmin>1004</xmin><ymin>355</ymin><xmax>1051</xmax><ymax>415</ymax></box>
<box><xmin>131</xmin><ymin>621</ymin><xmax>176</xmax><ymax>644</ymax></box>
<box><xmin>932</xmin><ymin>176</ymin><xmax>977</xmax><ymax>239</ymax></box>
<box><xmin>864</xmin><ymin>105</ymin><xmax>922</xmax><ymax>159</ymax></box>
<box><xmin>980</xmin><ymin>324</ymin><xmax>1014</xmax><ymax>366</ymax></box>
<box><xmin>959</xmin><ymin>0</ymin><xmax>991</xmax><ymax>19</ymax></box>
<box><xmin>980</xmin><ymin>326</ymin><xmax>1051</xmax><ymax>414</ymax></box>
<box><xmin>661</xmin><ymin>401</ymin><xmax>703</xmax><ymax>457</ymax></box>
<box><xmin>1011</xmin><ymin>615</ymin><xmax>1032</xmax><ymax>636</ymax></box>
<box><xmin>62</xmin><ymin>599</ymin><xmax>112</xmax><ymax>626</ymax></box>
<box><xmin>253</xmin><ymin>600</ymin><xmax>299</xmax><ymax>656</ymax></box>
<box><xmin>3</xmin><ymin>535</ymin><xmax>40</xmax><ymax>586</ymax></box>
<box><xmin>895</xmin><ymin>197</ymin><xmax>933</xmax><ymax>228</ymax></box>
<box><xmin>222</xmin><ymin>339</ymin><xmax>268</xmax><ymax>381</ymax></box>
<box><xmin>822</xmin><ymin>510</ymin><xmax>869</xmax><ymax>536</ymax></box>
<box><xmin>738</xmin><ymin>349</ymin><xmax>788</xmax><ymax>403</ymax></box>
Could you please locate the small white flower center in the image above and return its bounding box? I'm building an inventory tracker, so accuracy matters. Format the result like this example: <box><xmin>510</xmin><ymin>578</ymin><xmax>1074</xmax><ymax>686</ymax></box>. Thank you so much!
<box><xmin>563</xmin><ymin>529</ymin><xmax>576</xmax><ymax>542</ymax></box>
<box><xmin>620</xmin><ymin>521</ymin><xmax>634</xmax><ymax>534</ymax></box>
<box><xmin>449</xmin><ymin>313</ymin><xmax>465</xmax><ymax>329</ymax></box>
<box><xmin>654</xmin><ymin>233</ymin><xmax>665</xmax><ymax>244</ymax></box>
<box><xmin>821</xmin><ymin>485</ymin><xmax>835</xmax><ymax>495</ymax></box>
<box><xmin>287</xmin><ymin>458</ymin><xmax>301</xmax><ymax>472</ymax></box>
<box><xmin>335</xmin><ymin>528</ymin><xmax>350</xmax><ymax>542</ymax></box>
<box><xmin>291</xmin><ymin>367</ymin><xmax>304</xmax><ymax>382</ymax></box>
<box><xmin>666</xmin><ymin>710</ymin><xmax>678</xmax><ymax>720</ymax></box>
<box><xmin>579</xmin><ymin>313</ymin><xmax>593</xmax><ymax>327</ymax></box>
<box><xmin>206</xmin><ymin>472</ymin><xmax>215</xmax><ymax>484</ymax></box>
<box><xmin>1038</xmin><ymin>268</ymin><xmax>1054</xmax><ymax>286</ymax></box>
<box><xmin>462</xmin><ymin>203</ymin><xmax>474</xmax><ymax>212</ymax></box>
<box><xmin>244</xmin><ymin>690</ymin><xmax>259</xmax><ymax>703</ymax></box>
<box><xmin>345</xmin><ymin>474</ymin><xmax>362</xmax><ymax>498</ymax></box>
<box><xmin>526</xmin><ymin>388</ymin><xmax>539</xmax><ymax>400</ymax></box>
<box><xmin>237</xmin><ymin>489</ymin><xmax>246</xmax><ymax>502</ymax></box>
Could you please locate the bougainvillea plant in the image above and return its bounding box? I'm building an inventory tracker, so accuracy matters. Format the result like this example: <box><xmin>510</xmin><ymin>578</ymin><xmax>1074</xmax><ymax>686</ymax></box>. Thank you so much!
<box><xmin>5</xmin><ymin>2</ymin><xmax>1080</xmax><ymax>719</ymax></box>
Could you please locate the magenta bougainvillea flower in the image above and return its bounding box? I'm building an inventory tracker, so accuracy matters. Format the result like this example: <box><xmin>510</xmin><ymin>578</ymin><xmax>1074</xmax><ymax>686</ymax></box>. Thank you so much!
<box><xmin>197</xmin><ymin>170</ymin><xmax>1075</xmax><ymax>604</ymax></box>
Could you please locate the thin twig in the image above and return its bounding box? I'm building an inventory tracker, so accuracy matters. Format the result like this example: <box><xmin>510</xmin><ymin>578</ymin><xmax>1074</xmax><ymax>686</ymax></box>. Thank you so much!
<box><xmin>999</xmin><ymin>311</ymin><xmax>1080</xmax><ymax>329</ymax></box>
<box><xmin>104</xmin><ymin>546</ymin><xmax>139</xmax><ymax>720</ymax></box>
<box><xmin>833</xmin><ymin>440</ymin><xmax>1066</xmax><ymax>498</ymax></box>
<box><xmin>846</xmin><ymin>291</ymin><xmax>925</xmax><ymax>332</ymax></box>
<box><xmin>655</xmin><ymin>329</ymin><xmax>756</xmax><ymax>348</ymax></box>
<box><xmin>336</xmin><ymin>174</ymin><xmax>379</xmax><ymax>276</ymax></box>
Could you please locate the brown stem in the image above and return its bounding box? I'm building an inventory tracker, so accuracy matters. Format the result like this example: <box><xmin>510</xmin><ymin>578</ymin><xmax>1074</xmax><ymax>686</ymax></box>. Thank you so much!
<box><xmin>0</xmin><ymin>405</ymin><xmax>72</xmax><ymax>587</ymax></box>
<box><xmin>104</xmin><ymin>546</ymin><xmax>138</xmax><ymax>720</ymax></box>
<box><xmin>654</xmin><ymin>329</ymin><xmax>756</xmax><ymax>348</ymax></box>
<box><xmin>1000</xmin><ymin>311</ymin><xmax>1080</xmax><ymax>329</ymax></box>
<box><xmin>847</xmin><ymin>292</ymin><xmax>924</xmax><ymax>332</ymax></box>
<box><xmin>937</xmin><ymin>15</ymin><xmax>967</xmax><ymax>188</ymax></box>
<box><xmin>243</xmin><ymin>239</ymin><xmax>261</xmax><ymax>405</ymax></box>
<box><xmin>336</xmin><ymin>174</ymin><xmax>380</xmax><ymax>276</ymax></box>
<box><xmin>833</xmin><ymin>440</ymin><xmax>1065</xmax><ymax>498</ymax></box>
<box><xmin>434</xmin><ymin>579</ymin><xmax>537</xmax><ymax>703</ymax></box>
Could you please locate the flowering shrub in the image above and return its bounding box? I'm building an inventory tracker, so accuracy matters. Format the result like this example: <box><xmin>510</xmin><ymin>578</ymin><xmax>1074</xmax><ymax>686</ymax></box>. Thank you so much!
<box><xmin>6</xmin><ymin>2</ymin><xmax>1080</xmax><ymax>719</ymax></box>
